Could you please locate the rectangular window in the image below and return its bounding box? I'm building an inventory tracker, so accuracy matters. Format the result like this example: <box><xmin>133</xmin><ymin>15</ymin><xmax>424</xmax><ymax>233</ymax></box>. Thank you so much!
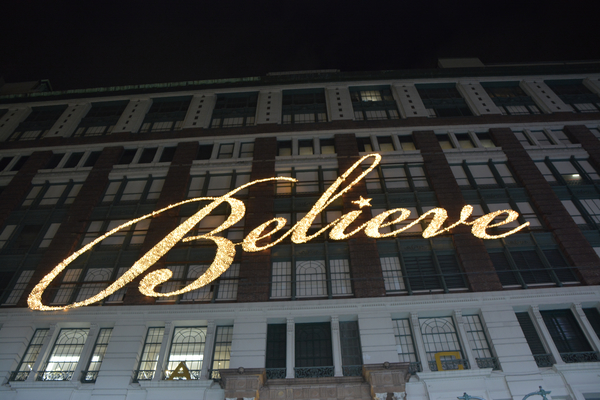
<box><xmin>350</xmin><ymin>86</ymin><xmax>399</xmax><ymax>120</ymax></box>
<box><xmin>357</xmin><ymin>137</ymin><xmax>373</xmax><ymax>152</ymax></box>
<box><xmin>102</xmin><ymin>177</ymin><xmax>164</xmax><ymax>203</ymax></box>
<box><xmin>482</xmin><ymin>82</ymin><xmax>541</xmax><ymax>115</ymax></box>
<box><xmin>455</xmin><ymin>133</ymin><xmax>475</xmax><ymax>149</ymax></box>
<box><xmin>278</xmin><ymin>140</ymin><xmax>292</xmax><ymax>156</ymax></box>
<box><xmin>476</xmin><ymin>132</ymin><xmax>495</xmax><ymax>148</ymax></box>
<box><xmin>295</xmin><ymin>322</ymin><xmax>333</xmax><ymax>377</ymax></box>
<box><xmin>2</xmin><ymin>269</ymin><xmax>34</xmax><ymax>305</ymax></box>
<box><xmin>398</xmin><ymin>135</ymin><xmax>416</xmax><ymax>151</ymax></box>
<box><xmin>139</xmin><ymin>96</ymin><xmax>191</xmax><ymax>133</ymax></box>
<box><xmin>380</xmin><ymin>257</ymin><xmax>405</xmax><ymax>292</ymax></box>
<box><xmin>530</xmin><ymin>130</ymin><xmax>554</xmax><ymax>146</ymax></box>
<box><xmin>266</xmin><ymin>324</ymin><xmax>287</xmax><ymax>378</ymax></box>
<box><xmin>217</xmin><ymin>143</ymin><xmax>234</xmax><ymax>159</ymax></box>
<box><xmin>10</xmin><ymin>329</ymin><xmax>49</xmax><ymax>381</ymax></box>
<box><xmin>135</xmin><ymin>327</ymin><xmax>165</xmax><ymax>381</ymax></box>
<box><xmin>74</xmin><ymin>101</ymin><xmax>128</xmax><ymax>137</ymax></box>
<box><xmin>9</xmin><ymin>105</ymin><xmax>67</xmax><ymax>141</ymax></box>
<box><xmin>392</xmin><ymin>319</ymin><xmax>420</xmax><ymax>373</ymax></box>
<box><xmin>419</xmin><ymin>317</ymin><xmax>467</xmax><ymax>370</ymax></box>
<box><xmin>437</xmin><ymin>134</ymin><xmax>454</xmax><ymax>149</ymax></box>
<box><xmin>23</xmin><ymin>181</ymin><xmax>83</xmax><ymax>208</ymax></box>
<box><xmin>0</xmin><ymin>156</ymin><xmax>14</xmax><ymax>171</ymax></box>
<box><xmin>377</xmin><ymin>136</ymin><xmax>395</xmax><ymax>151</ymax></box>
<box><xmin>546</xmin><ymin>79</ymin><xmax>600</xmax><ymax>113</ymax></box>
<box><xmin>416</xmin><ymin>84</ymin><xmax>472</xmax><ymax>117</ymax></box>
<box><xmin>340</xmin><ymin>321</ymin><xmax>363</xmax><ymax>376</ymax></box>
<box><xmin>82</xmin><ymin>219</ymin><xmax>149</xmax><ymax>247</ymax></box>
<box><xmin>298</xmin><ymin>139</ymin><xmax>314</xmax><ymax>155</ymax></box>
<box><xmin>463</xmin><ymin>314</ymin><xmax>499</xmax><ymax>369</ymax></box>
<box><xmin>282</xmin><ymin>89</ymin><xmax>327</xmax><ymax>124</ymax></box>
<box><xmin>541</xmin><ymin>310</ymin><xmax>598</xmax><ymax>363</ymax></box>
<box><xmin>82</xmin><ymin>328</ymin><xmax>113</xmax><ymax>383</ymax></box>
<box><xmin>196</xmin><ymin>144</ymin><xmax>214</xmax><ymax>160</ymax></box>
<box><xmin>211</xmin><ymin>93</ymin><xmax>258</xmax><ymax>128</ymax></box>
<box><xmin>138</xmin><ymin>148</ymin><xmax>158</xmax><ymax>164</ymax></box>
<box><xmin>159</xmin><ymin>146</ymin><xmax>177</xmax><ymax>163</ymax></box>
<box><xmin>320</xmin><ymin>139</ymin><xmax>335</xmax><ymax>154</ymax></box>
<box><xmin>583</xmin><ymin>308</ymin><xmax>600</xmax><ymax>339</ymax></box>
<box><xmin>515</xmin><ymin>312</ymin><xmax>554</xmax><ymax>367</ymax></box>
<box><xmin>63</xmin><ymin>152</ymin><xmax>84</xmax><ymax>168</ymax></box>
<box><xmin>39</xmin><ymin>328</ymin><xmax>90</xmax><ymax>381</ymax></box>
<box><xmin>514</xmin><ymin>131</ymin><xmax>534</xmax><ymax>146</ymax></box>
<box><xmin>164</xmin><ymin>327</ymin><xmax>207</xmax><ymax>380</ymax></box>
<box><xmin>239</xmin><ymin>142</ymin><xmax>254</xmax><ymax>158</ymax></box>
<box><xmin>211</xmin><ymin>326</ymin><xmax>233</xmax><ymax>379</ymax></box>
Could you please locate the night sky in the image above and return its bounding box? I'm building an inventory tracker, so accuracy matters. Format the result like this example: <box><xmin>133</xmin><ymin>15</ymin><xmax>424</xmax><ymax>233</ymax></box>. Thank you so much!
<box><xmin>1</xmin><ymin>0</ymin><xmax>598</xmax><ymax>91</ymax></box>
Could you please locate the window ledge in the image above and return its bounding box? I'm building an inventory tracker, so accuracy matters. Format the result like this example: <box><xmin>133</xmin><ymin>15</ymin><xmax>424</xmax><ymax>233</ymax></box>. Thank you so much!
<box><xmin>138</xmin><ymin>378</ymin><xmax>215</xmax><ymax>388</ymax></box>
<box><xmin>416</xmin><ymin>367</ymin><xmax>493</xmax><ymax>380</ymax></box>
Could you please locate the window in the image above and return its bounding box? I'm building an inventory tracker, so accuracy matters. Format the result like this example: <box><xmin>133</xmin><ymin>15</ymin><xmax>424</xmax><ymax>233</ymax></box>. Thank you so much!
<box><xmin>377</xmin><ymin>136</ymin><xmax>395</xmax><ymax>151</ymax></box>
<box><xmin>541</xmin><ymin>310</ymin><xmax>599</xmax><ymax>363</ymax></box>
<box><xmin>398</xmin><ymin>135</ymin><xmax>416</xmax><ymax>150</ymax></box>
<box><xmin>82</xmin><ymin>219</ymin><xmax>149</xmax><ymax>247</ymax></box>
<box><xmin>513</xmin><ymin>130</ymin><xmax>534</xmax><ymax>146</ymax></box>
<box><xmin>159</xmin><ymin>146</ymin><xmax>177</xmax><ymax>162</ymax></box>
<box><xmin>275</xmin><ymin>167</ymin><xmax>337</xmax><ymax>195</ymax></box>
<box><xmin>10</xmin><ymin>329</ymin><xmax>49</xmax><ymax>381</ymax></box>
<box><xmin>196</xmin><ymin>144</ymin><xmax>214</xmax><ymax>160</ymax></box>
<box><xmin>187</xmin><ymin>170</ymin><xmax>250</xmax><ymax>199</ymax></box>
<box><xmin>295</xmin><ymin>323</ymin><xmax>333</xmax><ymax>377</ymax></box>
<box><xmin>365</xmin><ymin>163</ymin><xmax>430</xmax><ymax>193</ymax></box>
<box><xmin>416</xmin><ymin>84</ymin><xmax>472</xmax><ymax>117</ymax></box>
<box><xmin>350</xmin><ymin>86</ymin><xmax>399</xmax><ymax>120</ymax></box>
<box><xmin>138</xmin><ymin>148</ymin><xmax>157</xmax><ymax>163</ymax></box>
<box><xmin>23</xmin><ymin>181</ymin><xmax>83</xmax><ymax>208</ymax></box>
<box><xmin>156</xmin><ymin>263</ymin><xmax>240</xmax><ymax>302</ymax></box>
<box><xmin>339</xmin><ymin>321</ymin><xmax>363</xmax><ymax>376</ymax></box>
<box><xmin>476</xmin><ymin>132</ymin><xmax>495</xmax><ymax>148</ymax></box>
<box><xmin>38</xmin><ymin>328</ymin><xmax>90</xmax><ymax>381</ymax></box>
<box><xmin>135</xmin><ymin>327</ymin><xmax>165</xmax><ymax>381</ymax></box>
<box><xmin>44</xmin><ymin>153</ymin><xmax>65</xmax><ymax>169</ymax></box>
<box><xmin>489</xmin><ymin>245</ymin><xmax>578</xmax><ymax>288</ymax></box>
<box><xmin>482</xmin><ymin>82</ymin><xmax>541</xmax><ymax>115</ymax></box>
<box><xmin>8</xmin><ymin>105</ymin><xmax>67</xmax><ymax>141</ymax></box>
<box><xmin>583</xmin><ymin>308</ymin><xmax>600</xmax><ymax>339</ymax></box>
<box><xmin>217</xmin><ymin>143</ymin><xmax>234</xmax><ymax>159</ymax></box>
<box><xmin>454</xmin><ymin>133</ymin><xmax>475</xmax><ymax>149</ymax></box>
<box><xmin>278</xmin><ymin>140</ymin><xmax>292</xmax><ymax>156</ymax></box>
<box><xmin>266</xmin><ymin>324</ymin><xmax>287</xmax><ymax>378</ymax></box>
<box><xmin>529</xmin><ymin>130</ymin><xmax>554</xmax><ymax>146</ymax></box>
<box><xmin>2</xmin><ymin>269</ymin><xmax>34</xmax><ymax>305</ymax></box>
<box><xmin>546</xmin><ymin>79</ymin><xmax>600</xmax><ymax>113</ymax></box>
<box><xmin>551</xmin><ymin>130</ymin><xmax>575</xmax><ymax>145</ymax></box>
<box><xmin>10</xmin><ymin>155</ymin><xmax>30</xmax><ymax>171</ymax></box>
<box><xmin>298</xmin><ymin>139</ymin><xmax>314</xmax><ymax>155</ymax></box>
<box><xmin>282</xmin><ymin>89</ymin><xmax>327</xmax><ymax>124</ymax></box>
<box><xmin>537</xmin><ymin>158</ymin><xmax>600</xmax><ymax>186</ymax></box>
<box><xmin>320</xmin><ymin>138</ymin><xmax>335</xmax><ymax>154</ymax></box>
<box><xmin>377</xmin><ymin>239</ymin><xmax>467</xmax><ymax>294</ymax></box>
<box><xmin>392</xmin><ymin>319</ymin><xmax>421</xmax><ymax>373</ymax></box>
<box><xmin>463</xmin><ymin>314</ymin><xmax>499</xmax><ymax>369</ymax></box>
<box><xmin>0</xmin><ymin>223</ymin><xmax>60</xmax><ymax>252</ymax></box>
<box><xmin>356</xmin><ymin>137</ymin><xmax>373</xmax><ymax>152</ymax></box>
<box><xmin>210</xmin><ymin>92</ymin><xmax>258</xmax><ymax>128</ymax></box>
<box><xmin>419</xmin><ymin>317</ymin><xmax>467</xmax><ymax>370</ymax></box>
<box><xmin>139</xmin><ymin>96</ymin><xmax>192</xmax><ymax>133</ymax></box>
<box><xmin>210</xmin><ymin>326</ymin><xmax>233</xmax><ymax>379</ymax></box>
<box><xmin>83</xmin><ymin>151</ymin><xmax>102</xmax><ymax>167</ymax></box>
<box><xmin>81</xmin><ymin>328</ymin><xmax>113</xmax><ymax>383</ymax></box>
<box><xmin>164</xmin><ymin>327</ymin><xmax>207</xmax><ymax>380</ymax></box>
<box><xmin>63</xmin><ymin>152</ymin><xmax>84</xmax><ymax>168</ymax></box>
<box><xmin>437</xmin><ymin>134</ymin><xmax>454</xmax><ymax>149</ymax></box>
<box><xmin>74</xmin><ymin>101</ymin><xmax>128</xmax><ymax>137</ymax></box>
<box><xmin>0</xmin><ymin>156</ymin><xmax>14</xmax><ymax>171</ymax></box>
<box><xmin>516</xmin><ymin>312</ymin><xmax>554</xmax><ymax>367</ymax></box>
<box><xmin>239</xmin><ymin>142</ymin><xmax>254</xmax><ymax>158</ymax></box>
<box><xmin>102</xmin><ymin>176</ymin><xmax>164</xmax><ymax>203</ymax></box>
<box><xmin>451</xmin><ymin>161</ymin><xmax>517</xmax><ymax>189</ymax></box>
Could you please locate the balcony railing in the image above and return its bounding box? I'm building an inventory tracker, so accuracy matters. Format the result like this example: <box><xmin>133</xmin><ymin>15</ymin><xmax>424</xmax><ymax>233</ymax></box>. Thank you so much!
<box><xmin>163</xmin><ymin>369</ymin><xmax>201</xmax><ymax>380</ymax></box>
<box><xmin>9</xmin><ymin>371</ymin><xmax>30</xmax><ymax>382</ymax></box>
<box><xmin>533</xmin><ymin>354</ymin><xmax>555</xmax><ymax>367</ymax></box>
<box><xmin>133</xmin><ymin>369</ymin><xmax>155</xmax><ymax>382</ymax></box>
<box><xmin>266</xmin><ymin>368</ymin><xmax>286</xmax><ymax>379</ymax></box>
<box><xmin>475</xmin><ymin>357</ymin><xmax>500</xmax><ymax>370</ymax></box>
<box><xmin>209</xmin><ymin>369</ymin><xmax>221</xmax><ymax>381</ymax></box>
<box><xmin>560</xmin><ymin>351</ymin><xmax>600</xmax><ymax>363</ymax></box>
<box><xmin>408</xmin><ymin>361</ymin><xmax>422</xmax><ymax>374</ymax></box>
<box><xmin>428</xmin><ymin>359</ymin><xmax>470</xmax><ymax>371</ymax></box>
<box><xmin>81</xmin><ymin>370</ymin><xmax>99</xmax><ymax>383</ymax></box>
<box><xmin>36</xmin><ymin>370</ymin><xmax>74</xmax><ymax>381</ymax></box>
<box><xmin>294</xmin><ymin>366</ymin><xmax>334</xmax><ymax>378</ymax></box>
<box><xmin>342</xmin><ymin>365</ymin><xmax>362</xmax><ymax>377</ymax></box>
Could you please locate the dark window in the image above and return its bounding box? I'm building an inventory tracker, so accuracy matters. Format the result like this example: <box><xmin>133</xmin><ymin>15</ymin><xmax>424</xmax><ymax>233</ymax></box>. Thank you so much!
<box><xmin>398</xmin><ymin>135</ymin><xmax>416</xmax><ymax>151</ymax></box>
<box><xmin>515</xmin><ymin>312</ymin><xmax>553</xmax><ymax>367</ymax></box>
<box><xmin>140</xmin><ymin>96</ymin><xmax>192</xmax><ymax>132</ymax></box>
<box><xmin>13</xmin><ymin>224</ymin><xmax>43</xmax><ymax>250</ymax></box>
<box><xmin>0</xmin><ymin>156</ymin><xmax>14</xmax><ymax>171</ymax></box>
<box><xmin>436</xmin><ymin>134</ymin><xmax>454</xmax><ymax>149</ymax></box>
<box><xmin>583</xmin><ymin>308</ymin><xmax>600</xmax><ymax>339</ymax></box>
<box><xmin>9</xmin><ymin>105</ymin><xmax>67</xmax><ymax>141</ymax></box>
<box><xmin>340</xmin><ymin>321</ymin><xmax>362</xmax><ymax>376</ymax></box>
<box><xmin>11</xmin><ymin>156</ymin><xmax>29</xmax><ymax>171</ymax></box>
<box><xmin>210</xmin><ymin>93</ymin><xmax>258</xmax><ymax>128</ymax></box>
<box><xmin>138</xmin><ymin>148</ymin><xmax>157</xmax><ymax>164</ymax></box>
<box><xmin>159</xmin><ymin>146</ymin><xmax>177</xmax><ymax>162</ymax></box>
<box><xmin>455</xmin><ymin>133</ymin><xmax>475</xmax><ymax>149</ymax></box>
<box><xmin>44</xmin><ymin>154</ymin><xmax>65</xmax><ymax>169</ymax></box>
<box><xmin>320</xmin><ymin>139</ymin><xmax>335</xmax><ymax>154</ymax></box>
<box><xmin>266</xmin><ymin>324</ymin><xmax>286</xmax><ymax>370</ymax></box>
<box><xmin>295</xmin><ymin>322</ymin><xmax>333</xmax><ymax>374</ymax></box>
<box><xmin>282</xmin><ymin>89</ymin><xmax>327</xmax><ymax>124</ymax></box>
<box><xmin>546</xmin><ymin>79</ymin><xmax>600</xmax><ymax>113</ymax></box>
<box><xmin>298</xmin><ymin>140</ymin><xmax>313</xmax><ymax>156</ymax></box>
<box><xmin>416</xmin><ymin>84</ymin><xmax>472</xmax><ymax>117</ymax></box>
<box><xmin>476</xmin><ymin>132</ymin><xmax>495</xmax><ymax>148</ymax></box>
<box><xmin>118</xmin><ymin>149</ymin><xmax>137</xmax><ymax>165</ymax></box>
<box><xmin>357</xmin><ymin>137</ymin><xmax>373</xmax><ymax>152</ymax></box>
<box><xmin>350</xmin><ymin>86</ymin><xmax>399</xmax><ymax>120</ymax></box>
<box><xmin>377</xmin><ymin>136</ymin><xmax>395</xmax><ymax>151</ymax></box>
<box><xmin>83</xmin><ymin>151</ymin><xmax>102</xmax><ymax>167</ymax></box>
<box><xmin>541</xmin><ymin>310</ymin><xmax>598</xmax><ymax>363</ymax></box>
<box><xmin>482</xmin><ymin>82</ymin><xmax>541</xmax><ymax>115</ymax></box>
<box><xmin>196</xmin><ymin>144</ymin><xmax>213</xmax><ymax>160</ymax></box>
<box><xmin>74</xmin><ymin>101</ymin><xmax>128</xmax><ymax>137</ymax></box>
<box><xmin>277</xmin><ymin>141</ymin><xmax>292</xmax><ymax>156</ymax></box>
<box><xmin>63</xmin><ymin>152</ymin><xmax>84</xmax><ymax>168</ymax></box>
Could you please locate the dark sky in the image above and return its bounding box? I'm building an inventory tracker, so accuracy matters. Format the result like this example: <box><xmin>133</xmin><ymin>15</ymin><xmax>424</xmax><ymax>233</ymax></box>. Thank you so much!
<box><xmin>1</xmin><ymin>0</ymin><xmax>598</xmax><ymax>91</ymax></box>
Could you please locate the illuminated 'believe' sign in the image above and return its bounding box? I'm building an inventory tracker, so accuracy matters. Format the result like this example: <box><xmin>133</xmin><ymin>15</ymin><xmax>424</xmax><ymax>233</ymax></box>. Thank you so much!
<box><xmin>28</xmin><ymin>154</ymin><xmax>528</xmax><ymax>311</ymax></box>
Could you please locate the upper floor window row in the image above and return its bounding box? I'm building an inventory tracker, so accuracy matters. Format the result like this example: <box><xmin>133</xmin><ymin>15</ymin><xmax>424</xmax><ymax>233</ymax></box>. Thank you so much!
<box><xmin>481</xmin><ymin>82</ymin><xmax>541</xmax><ymax>115</ymax></box>
<box><xmin>545</xmin><ymin>79</ymin><xmax>600</xmax><ymax>113</ymax></box>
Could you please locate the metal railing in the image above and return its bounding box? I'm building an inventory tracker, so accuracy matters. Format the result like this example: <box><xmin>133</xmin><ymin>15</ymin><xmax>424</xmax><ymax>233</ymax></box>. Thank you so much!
<box><xmin>81</xmin><ymin>370</ymin><xmax>99</xmax><ymax>383</ymax></box>
<box><xmin>533</xmin><ymin>353</ymin><xmax>555</xmax><ymax>367</ymax></box>
<box><xmin>266</xmin><ymin>368</ymin><xmax>286</xmax><ymax>379</ymax></box>
<box><xmin>209</xmin><ymin>369</ymin><xmax>221</xmax><ymax>380</ymax></box>
<box><xmin>163</xmin><ymin>369</ymin><xmax>201</xmax><ymax>380</ymax></box>
<box><xmin>133</xmin><ymin>369</ymin><xmax>155</xmax><ymax>382</ymax></box>
<box><xmin>476</xmin><ymin>357</ymin><xmax>500</xmax><ymax>370</ymax></box>
<box><xmin>408</xmin><ymin>361</ymin><xmax>422</xmax><ymax>374</ymax></box>
<box><xmin>428</xmin><ymin>359</ymin><xmax>470</xmax><ymax>371</ymax></box>
<box><xmin>560</xmin><ymin>351</ymin><xmax>600</xmax><ymax>363</ymax></box>
<box><xmin>8</xmin><ymin>371</ymin><xmax>30</xmax><ymax>382</ymax></box>
<box><xmin>36</xmin><ymin>370</ymin><xmax>74</xmax><ymax>381</ymax></box>
<box><xmin>294</xmin><ymin>366</ymin><xmax>334</xmax><ymax>378</ymax></box>
<box><xmin>342</xmin><ymin>365</ymin><xmax>362</xmax><ymax>377</ymax></box>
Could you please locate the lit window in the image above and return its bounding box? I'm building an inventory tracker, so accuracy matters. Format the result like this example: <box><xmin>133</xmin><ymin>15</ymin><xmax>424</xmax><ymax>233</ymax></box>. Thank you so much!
<box><xmin>38</xmin><ymin>328</ymin><xmax>90</xmax><ymax>381</ymax></box>
<box><xmin>350</xmin><ymin>86</ymin><xmax>400</xmax><ymax>120</ymax></box>
<box><xmin>210</xmin><ymin>93</ymin><xmax>258</xmax><ymax>128</ymax></box>
<box><xmin>164</xmin><ymin>327</ymin><xmax>207</xmax><ymax>380</ymax></box>
<box><xmin>139</xmin><ymin>96</ymin><xmax>191</xmax><ymax>133</ymax></box>
<box><xmin>210</xmin><ymin>326</ymin><xmax>233</xmax><ymax>379</ymax></box>
<box><xmin>419</xmin><ymin>317</ymin><xmax>467</xmax><ymax>370</ymax></box>
<box><xmin>282</xmin><ymin>89</ymin><xmax>327</xmax><ymax>124</ymax></box>
<box><xmin>9</xmin><ymin>329</ymin><xmax>49</xmax><ymax>381</ymax></box>
<box><xmin>135</xmin><ymin>327</ymin><xmax>165</xmax><ymax>381</ymax></box>
<box><xmin>82</xmin><ymin>328</ymin><xmax>113</xmax><ymax>383</ymax></box>
<box><xmin>392</xmin><ymin>319</ymin><xmax>421</xmax><ymax>373</ymax></box>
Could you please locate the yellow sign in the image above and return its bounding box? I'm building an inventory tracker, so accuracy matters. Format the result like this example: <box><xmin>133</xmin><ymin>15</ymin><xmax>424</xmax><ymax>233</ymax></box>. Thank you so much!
<box><xmin>434</xmin><ymin>351</ymin><xmax>463</xmax><ymax>371</ymax></box>
<box><xmin>28</xmin><ymin>154</ymin><xmax>529</xmax><ymax>311</ymax></box>
<box><xmin>167</xmin><ymin>362</ymin><xmax>192</xmax><ymax>380</ymax></box>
